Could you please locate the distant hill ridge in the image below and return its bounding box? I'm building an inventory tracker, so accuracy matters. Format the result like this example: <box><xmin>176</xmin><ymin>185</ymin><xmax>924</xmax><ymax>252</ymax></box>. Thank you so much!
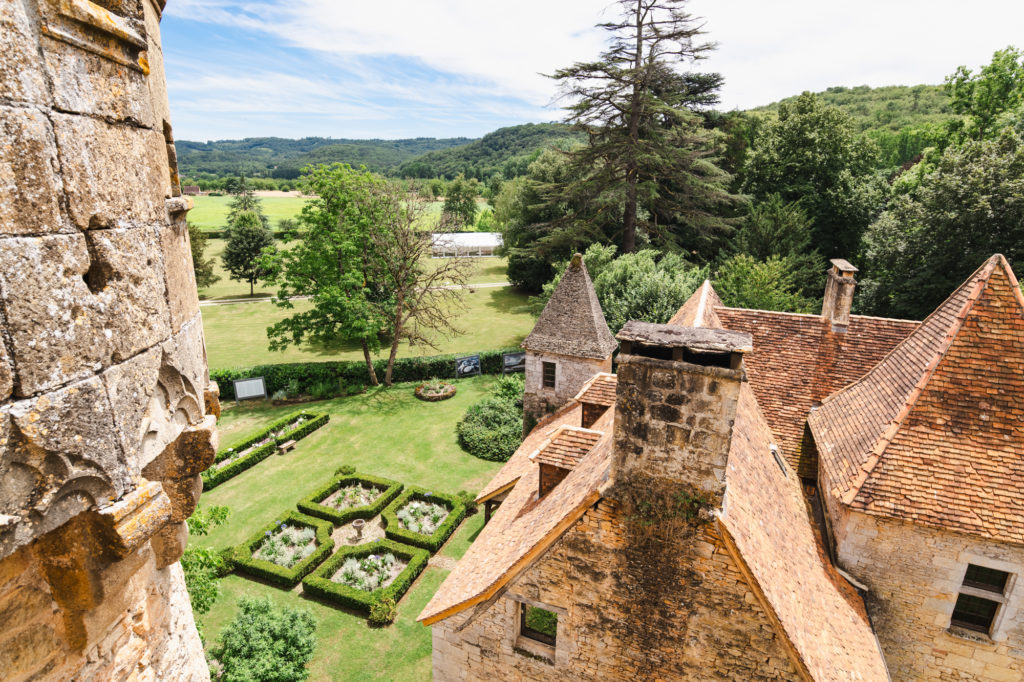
<box><xmin>178</xmin><ymin>84</ymin><xmax>955</xmax><ymax>181</ymax></box>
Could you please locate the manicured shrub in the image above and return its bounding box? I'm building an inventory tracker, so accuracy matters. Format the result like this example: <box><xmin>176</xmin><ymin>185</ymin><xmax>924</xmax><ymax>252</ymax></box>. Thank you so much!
<box><xmin>457</xmin><ymin>490</ymin><xmax>479</xmax><ymax>516</ymax></box>
<box><xmin>456</xmin><ymin>396</ymin><xmax>523</xmax><ymax>462</ymax></box>
<box><xmin>335</xmin><ymin>464</ymin><xmax>356</xmax><ymax>476</ymax></box>
<box><xmin>232</xmin><ymin>511</ymin><xmax>334</xmax><ymax>587</ymax></box>
<box><xmin>211</xmin><ymin>596</ymin><xmax>316</xmax><ymax>682</ymax></box>
<box><xmin>301</xmin><ymin>539</ymin><xmax>429</xmax><ymax>616</ymax></box>
<box><xmin>368</xmin><ymin>597</ymin><xmax>397</xmax><ymax>626</ymax></box>
<box><xmin>382</xmin><ymin>487</ymin><xmax>465</xmax><ymax>553</ymax></box>
<box><xmin>201</xmin><ymin>411</ymin><xmax>328</xmax><ymax>490</ymax></box>
<box><xmin>297</xmin><ymin>474</ymin><xmax>403</xmax><ymax>526</ymax></box>
<box><xmin>210</xmin><ymin>348</ymin><xmax>520</xmax><ymax>400</ymax></box>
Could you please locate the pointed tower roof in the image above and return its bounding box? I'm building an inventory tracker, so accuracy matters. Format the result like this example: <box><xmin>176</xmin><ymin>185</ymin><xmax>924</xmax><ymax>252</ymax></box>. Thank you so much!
<box><xmin>522</xmin><ymin>254</ymin><xmax>617</xmax><ymax>359</ymax></box>
<box><xmin>810</xmin><ymin>255</ymin><xmax>1024</xmax><ymax>543</ymax></box>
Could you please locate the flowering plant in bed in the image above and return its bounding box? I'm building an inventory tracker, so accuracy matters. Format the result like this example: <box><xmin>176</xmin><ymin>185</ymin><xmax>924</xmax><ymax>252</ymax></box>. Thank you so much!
<box><xmin>336</xmin><ymin>552</ymin><xmax>406</xmax><ymax>592</ymax></box>
<box><xmin>231</xmin><ymin>511</ymin><xmax>333</xmax><ymax>587</ymax></box>
<box><xmin>297</xmin><ymin>473</ymin><xmax>403</xmax><ymax>526</ymax></box>
<box><xmin>382</xmin><ymin>487</ymin><xmax>466</xmax><ymax>552</ymax></box>
<box><xmin>414</xmin><ymin>378</ymin><xmax>456</xmax><ymax>402</ymax></box>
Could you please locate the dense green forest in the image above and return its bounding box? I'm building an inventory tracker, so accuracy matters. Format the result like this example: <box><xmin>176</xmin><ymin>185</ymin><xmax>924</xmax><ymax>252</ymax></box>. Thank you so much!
<box><xmin>176</xmin><ymin>136</ymin><xmax>470</xmax><ymax>179</ymax></box>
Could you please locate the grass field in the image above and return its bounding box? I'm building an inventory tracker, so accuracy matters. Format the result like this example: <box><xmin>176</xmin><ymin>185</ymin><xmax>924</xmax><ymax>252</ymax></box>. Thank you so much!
<box><xmin>189</xmin><ymin>195</ymin><xmax>310</xmax><ymax>231</ymax></box>
<box><xmin>198</xmin><ymin>238</ymin><xmax>510</xmax><ymax>301</ymax></box>
<box><xmin>194</xmin><ymin>378</ymin><xmax>501</xmax><ymax>680</ymax></box>
<box><xmin>200</xmin><ymin>284</ymin><xmax>533</xmax><ymax>369</ymax></box>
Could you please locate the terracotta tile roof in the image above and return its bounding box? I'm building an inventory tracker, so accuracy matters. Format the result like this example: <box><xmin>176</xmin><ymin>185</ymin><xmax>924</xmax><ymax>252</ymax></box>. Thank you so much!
<box><xmin>810</xmin><ymin>255</ymin><xmax>1024</xmax><ymax>544</ymax></box>
<box><xmin>475</xmin><ymin>402</ymin><xmax>582</xmax><ymax>503</ymax></box>
<box><xmin>721</xmin><ymin>383</ymin><xmax>890</xmax><ymax>680</ymax></box>
<box><xmin>522</xmin><ymin>255</ymin><xmax>617</xmax><ymax>359</ymax></box>
<box><xmin>419</xmin><ymin>410</ymin><xmax>614</xmax><ymax>625</ymax></box>
<box><xmin>711</xmin><ymin>306</ymin><xmax>918</xmax><ymax>477</ymax></box>
<box><xmin>530</xmin><ymin>426</ymin><xmax>602</xmax><ymax>470</ymax></box>
<box><xmin>667</xmin><ymin>279</ymin><xmax>724</xmax><ymax>328</ymax></box>
<box><xmin>573</xmin><ymin>372</ymin><xmax>617</xmax><ymax>406</ymax></box>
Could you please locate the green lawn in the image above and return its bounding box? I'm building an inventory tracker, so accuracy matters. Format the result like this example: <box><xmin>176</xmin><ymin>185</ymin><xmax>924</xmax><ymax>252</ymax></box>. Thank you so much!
<box><xmin>200</xmin><ymin>285</ymin><xmax>533</xmax><ymax>369</ymax></box>
<box><xmin>189</xmin><ymin>195</ymin><xmax>310</xmax><ymax>231</ymax></box>
<box><xmin>194</xmin><ymin>378</ymin><xmax>503</xmax><ymax>680</ymax></box>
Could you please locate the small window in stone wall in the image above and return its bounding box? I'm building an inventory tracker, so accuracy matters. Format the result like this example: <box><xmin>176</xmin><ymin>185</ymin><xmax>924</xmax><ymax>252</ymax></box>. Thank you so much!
<box><xmin>521</xmin><ymin>604</ymin><xmax>557</xmax><ymax>646</ymax></box>
<box><xmin>950</xmin><ymin>563</ymin><xmax>1011</xmax><ymax>634</ymax></box>
<box><xmin>542</xmin><ymin>362</ymin><xmax>556</xmax><ymax>389</ymax></box>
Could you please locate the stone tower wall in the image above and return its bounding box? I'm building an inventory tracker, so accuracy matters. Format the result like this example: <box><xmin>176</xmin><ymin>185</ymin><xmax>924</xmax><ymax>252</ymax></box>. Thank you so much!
<box><xmin>523</xmin><ymin>350</ymin><xmax>611</xmax><ymax>426</ymax></box>
<box><xmin>0</xmin><ymin>0</ymin><xmax>215</xmax><ymax>679</ymax></box>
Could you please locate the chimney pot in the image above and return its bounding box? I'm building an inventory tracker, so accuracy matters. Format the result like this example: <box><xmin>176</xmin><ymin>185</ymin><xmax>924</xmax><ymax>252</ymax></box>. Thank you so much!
<box><xmin>821</xmin><ymin>259</ymin><xmax>858</xmax><ymax>332</ymax></box>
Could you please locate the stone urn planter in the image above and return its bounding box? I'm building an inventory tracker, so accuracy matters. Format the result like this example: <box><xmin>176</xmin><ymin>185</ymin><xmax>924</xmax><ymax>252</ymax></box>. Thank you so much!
<box><xmin>414</xmin><ymin>380</ymin><xmax>456</xmax><ymax>402</ymax></box>
<box><xmin>352</xmin><ymin>518</ymin><xmax>366</xmax><ymax>543</ymax></box>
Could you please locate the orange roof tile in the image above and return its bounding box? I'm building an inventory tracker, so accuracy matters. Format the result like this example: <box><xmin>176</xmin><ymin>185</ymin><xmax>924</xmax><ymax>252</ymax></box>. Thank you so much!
<box><xmin>475</xmin><ymin>402</ymin><xmax>582</xmax><ymax>503</ymax></box>
<box><xmin>573</xmin><ymin>372</ymin><xmax>617</xmax><ymax>406</ymax></box>
<box><xmin>530</xmin><ymin>426</ymin><xmax>602</xmax><ymax>470</ymax></box>
<box><xmin>810</xmin><ymin>255</ymin><xmax>1024</xmax><ymax>544</ymax></box>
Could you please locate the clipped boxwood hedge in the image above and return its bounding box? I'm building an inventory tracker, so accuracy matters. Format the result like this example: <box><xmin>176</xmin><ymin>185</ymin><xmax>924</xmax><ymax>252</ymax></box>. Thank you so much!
<box><xmin>202</xmin><ymin>411</ymin><xmax>329</xmax><ymax>490</ymax></box>
<box><xmin>232</xmin><ymin>510</ymin><xmax>334</xmax><ymax>587</ymax></box>
<box><xmin>297</xmin><ymin>473</ymin><xmax>403</xmax><ymax>526</ymax></box>
<box><xmin>210</xmin><ymin>347</ymin><xmax>519</xmax><ymax>400</ymax></box>
<box><xmin>301</xmin><ymin>539</ymin><xmax>429</xmax><ymax>614</ymax></box>
<box><xmin>382</xmin><ymin>486</ymin><xmax>466</xmax><ymax>553</ymax></box>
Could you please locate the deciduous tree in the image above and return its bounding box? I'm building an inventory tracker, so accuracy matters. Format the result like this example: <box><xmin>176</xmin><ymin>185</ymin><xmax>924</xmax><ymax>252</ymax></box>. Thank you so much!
<box><xmin>222</xmin><ymin>213</ymin><xmax>275</xmax><ymax>296</ymax></box>
<box><xmin>211</xmin><ymin>597</ymin><xmax>316</xmax><ymax>682</ymax></box>
<box><xmin>441</xmin><ymin>174</ymin><xmax>479</xmax><ymax>228</ymax></box>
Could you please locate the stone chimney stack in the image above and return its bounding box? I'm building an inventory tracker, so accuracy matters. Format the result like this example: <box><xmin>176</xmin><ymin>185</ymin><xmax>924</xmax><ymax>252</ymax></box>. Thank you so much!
<box><xmin>821</xmin><ymin>259</ymin><xmax>858</xmax><ymax>332</ymax></box>
<box><xmin>609</xmin><ymin>321</ymin><xmax>751</xmax><ymax>507</ymax></box>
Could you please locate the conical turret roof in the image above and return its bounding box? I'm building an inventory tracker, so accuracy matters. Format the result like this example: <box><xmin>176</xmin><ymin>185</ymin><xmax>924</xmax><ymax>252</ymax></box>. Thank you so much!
<box><xmin>522</xmin><ymin>254</ymin><xmax>617</xmax><ymax>359</ymax></box>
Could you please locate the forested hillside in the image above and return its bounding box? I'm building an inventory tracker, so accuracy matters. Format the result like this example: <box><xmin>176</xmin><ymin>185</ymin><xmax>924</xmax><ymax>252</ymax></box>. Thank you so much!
<box><xmin>176</xmin><ymin>136</ymin><xmax>471</xmax><ymax>178</ymax></box>
<box><xmin>395</xmin><ymin>123</ymin><xmax>583</xmax><ymax>179</ymax></box>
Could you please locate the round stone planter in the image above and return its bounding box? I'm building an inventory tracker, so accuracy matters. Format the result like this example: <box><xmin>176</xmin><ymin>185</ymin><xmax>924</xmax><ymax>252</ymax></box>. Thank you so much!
<box><xmin>414</xmin><ymin>383</ymin><xmax>456</xmax><ymax>402</ymax></box>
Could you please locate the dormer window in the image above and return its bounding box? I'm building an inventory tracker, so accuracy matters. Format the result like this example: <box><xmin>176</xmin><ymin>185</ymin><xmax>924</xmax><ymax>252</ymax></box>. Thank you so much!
<box><xmin>951</xmin><ymin>563</ymin><xmax>1012</xmax><ymax>635</ymax></box>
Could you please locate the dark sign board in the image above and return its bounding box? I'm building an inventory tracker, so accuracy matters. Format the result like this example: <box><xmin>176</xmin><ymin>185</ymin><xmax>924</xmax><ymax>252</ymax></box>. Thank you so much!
<box><xmin>233</xmin><ymin>376</ymin><xmax>267</xmax><ymax>402</ymax></box>
<box><xmin>502</xmin><ymin>351</ymin><xmax>526</xmax><ymax>374</ymax></box>
<box><xmin>455</xmin><ymin>354</ymin><xmax>482</xmax><ymax>379</ymax></box>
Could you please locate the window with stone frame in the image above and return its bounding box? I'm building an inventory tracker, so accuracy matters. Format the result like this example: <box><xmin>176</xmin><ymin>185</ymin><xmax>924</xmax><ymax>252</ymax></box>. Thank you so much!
<box><xmin>951</xmin><ymin>563</ymin><xmax>1012</xmax><ymax>634</ymax></box>
<box><xmin>520</xmin><ymin>603</ymin><xmax>557</xmax><ymax>646</ymax></box>
<box><xmin>542</xmin><ymin>361</ymin><xmax>556</xmax><ymax>389</ymax></box>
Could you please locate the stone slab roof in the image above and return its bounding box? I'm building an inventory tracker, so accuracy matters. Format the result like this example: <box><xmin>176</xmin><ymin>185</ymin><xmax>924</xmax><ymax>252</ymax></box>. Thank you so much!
<box><xmin>617</xmin><ymin>320</ymin><xmax>752</xmax><ymax>353</ymax></box>
<box><xmin>721</xmin><ymin>383</ymin><xmax>890</xmax><ymax>681</ymax></box>
<box><xmin>810</xmin><ymin>255</ymin><xmax>1024</xmax><ymax>544</ymax></box>
<box><xmin>573</xmin><ymin>372</ymin><xmax>617</xmax><ymax>406</ymax></box>
<box><xmin>419</xmin><ymin>407</ymin><xmax>614</xmax><ymax>625</ymax></box>
<box><xmin>530</xmin><ymin>426</ymin><xmax>602</xmax><ymax>470</ymax></box>
<box><xmin>671</xmin><ymin>282</ymin><xmax>919</xmax><ymax>477</ymax></box>
<box><xmin>475</xmin><ymin>402</ymin><xmax>582</xmax><ymax>503</ymax></box>
<box><xmin>522</xmin><ymin>255</ymin><xmax>617</xmax><ymax>359</ymax></box>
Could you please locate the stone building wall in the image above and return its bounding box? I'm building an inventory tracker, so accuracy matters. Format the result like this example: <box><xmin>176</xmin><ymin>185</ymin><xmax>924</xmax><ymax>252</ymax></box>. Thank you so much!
<box><xmin>832</xmin><ymin>507</ymin><xmax>1024</xmax><ymax>681</ymax></box>
<box><xmin>0</xmin><ymin>0</ymin><xmax>215</xmax><ymax>679</ymax></box>
<box><xmin>432</xmin><ymin>500</ymin><xmax>799</xmax><ymax>681</ymax></box>
<box><xmin>523</xmin><ymin>350</ymin><xmax>611</xmax><ymax>426</ymax></box>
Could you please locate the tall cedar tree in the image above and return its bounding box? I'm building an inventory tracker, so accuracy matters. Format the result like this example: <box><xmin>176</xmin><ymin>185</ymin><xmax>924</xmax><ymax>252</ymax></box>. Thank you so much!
<box><xmin>226</xmin><ymin>175</ymin><xmax>269</xmax><ymax>230</ymax></box>
<box><xmin>548</xmin><ymin>0</ymin><xmax>737</xmax><ymax>254</ymax></box>
<box><xmin>187</xmin><ymin>222</ymin><xmax>220</xmax><ymax>289</ymax></box>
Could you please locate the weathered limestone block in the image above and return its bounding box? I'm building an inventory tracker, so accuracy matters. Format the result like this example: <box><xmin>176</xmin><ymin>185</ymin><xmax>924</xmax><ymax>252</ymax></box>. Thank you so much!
<box><xmin>0</xmin><ymin>376</ymin><xmax>125</xmax><ymax>558</ymax></box>
<box><xmin>40</xmin><ymin>35</ymin><xmax>155</xmax><ymax>126</ymax></box>
<box><xmin>150</xmin><ymin>520</ymin><xmax>187</xmax><ymax>569</ymax></box>
<box><xmin>0</xmin><ymin>0</ymin><xmax>52</xmax><ymax>105</ymax></box>
<box><xmin>142</xmin><ymin>0</ymin><xmax>172</xmax><ymax>132</ymax></box>
<box><xmin>157</xmin><ymin>474</ymin><xmax>203</xmax><ymax>524</ymax></box>
<box><xmin>51</xmin><ymin>114</ymin><xmax>170</xmax><ymax>230</ymax></box>
<box><xmin>0</xmin><ymin>105</ymin><xmax>65</xmax><ymax>235</ymax></box>
<box><xmin>205</xmin><ymin>381</ymin><xmax>221</xmax><ymax>420</ymax></box>
<box><xmin>163</xmin><ymin>315</ymin><xmax>211</xmax><ymax>405</ymax></box>
<box><xmin>142</xmin><ymin>415</ymin><xmax>218</xmax><ymax>482</ymax></box>
<box><xmin>0</xmin><ymin>337</ymin><xmax>12</xmax><ymax>401</ymax></box>
<box><xmin>93</xmin><ymin>481</ymin><xmax>172</xmax><ymax>561</ymax></box>
<box><xmin>104</xmin><ymin>346</ymin><xmax>162</xmax><ymax>472</ymax></box>
<box><xmin>0</xmin><ymin>231</ymin><xmax>171</xmax><ymax>396</ymax></box>
<box><xmin>159</xmin><ymin>217</ymin><xmax>200</xmax><ymax>334</ymax></box>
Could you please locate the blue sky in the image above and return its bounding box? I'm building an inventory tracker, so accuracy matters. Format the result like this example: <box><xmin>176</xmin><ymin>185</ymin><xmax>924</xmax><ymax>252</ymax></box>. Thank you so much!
<box><xmin>162</xmin><ymin>0</ymin><xmax>1024</xmax><ymax>142</ymax></box>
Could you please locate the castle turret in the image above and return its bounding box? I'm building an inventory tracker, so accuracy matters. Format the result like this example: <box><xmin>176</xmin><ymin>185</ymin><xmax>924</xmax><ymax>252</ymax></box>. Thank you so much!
<box><xmin>521</xmin><ymin>254</ymin><xmax>617</xmax><ymax>427</ymax></box>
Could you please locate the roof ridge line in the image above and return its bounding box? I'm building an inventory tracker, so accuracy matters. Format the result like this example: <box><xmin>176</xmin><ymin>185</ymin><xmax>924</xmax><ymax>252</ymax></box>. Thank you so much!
<box><xmin>694</xmin><ymin>280</ymin><xmax>713</xmax><ymax>328</ymax></box>
<box><xmin>838</xmin><ymin>262</ymin><xmax>996</xmax><ymax>505</ymax></box>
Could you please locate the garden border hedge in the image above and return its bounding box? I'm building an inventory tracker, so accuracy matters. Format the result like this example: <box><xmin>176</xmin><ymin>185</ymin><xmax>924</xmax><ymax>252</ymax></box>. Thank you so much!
<box><xmin>232</xmin><ymin>510</ymin><xmax>334</xmax><ymax>587</ymax></box>
<box><xmin>202</xmin><ymin>411</ymin><xmax>329</xmax><ymax>490</ymax></box>
<box><xmin>382</xmin><ymin>486</ymin><xmax>466</xmax><ymax>553</ymax></box>
<box><xmin>301</xmin><ymin>539</ymin><xmax>429</xmax><ymax>614</ymax></box>
<box><xmin>210</xmin><ymin>348</ymin><xmax>520</xmax><ymax>400</ymax></box>
<box><xmin>297</xmin><ymin>473</ymin><xmax>404</xmax><ymax>526</ymax></box>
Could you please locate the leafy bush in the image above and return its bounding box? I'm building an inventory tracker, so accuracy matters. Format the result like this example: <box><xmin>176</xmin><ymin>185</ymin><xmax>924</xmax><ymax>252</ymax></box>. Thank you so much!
<box><xmin>231</xmin><ymin>511</ymin><xmax>334</xmax><ymax>587</ymax></box>
<box><xmin>382</xmin><ymin>487</ymin><xmax>465</xmax><ymax>552</ymax></box>
<box><xmin>211</xmin><ymin>596</ymin><xmax>316</xmax><ymax>682</ymax></box>
<box><xmin>456</xmin><ymin>396</ymin><xmax>522</xmax><ymax>462</ymax></box>
<box><xmin>335</xmin><ymin>464</ymin><xmax>356</xmax><ymax>476</ymax></box>
<box><xmin>301</xmin><ymin>539</ymin><xmax>429</xmax><ymax>617</ymax></box>
<box><xmin>457</xmin><ymin>490</ymin><xmax>478</xmax><ymax>516</ymax></box>
<box><xmin>491</xmin><ymin>373</ymin><xmax>524</xmax><ymax>403</ymax></box>
<box><xmin>368</xmin><ymin>597</ymin><xmax>397</xmax><ymax>626</ymax></box>
<box><xmin>298</xmin><ymin>473</ymin><xmax>403</xmax><ymax>526</ymax></box>
<box><xmin>210</xmin><ymin>348</ymin><xmax>519</xmax><ymax>400</ymax></box>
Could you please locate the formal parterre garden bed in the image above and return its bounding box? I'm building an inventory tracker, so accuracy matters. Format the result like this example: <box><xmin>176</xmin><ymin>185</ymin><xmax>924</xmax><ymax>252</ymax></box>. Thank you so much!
<box><xmin>191</xmin><ymin>378</ymin><xmax>502</xmax><ymax>679</ymax></box>
<box><xmin>203</xmin><ymin>411</ymin><xmax>329</xmax><ymax>490</ymax></box>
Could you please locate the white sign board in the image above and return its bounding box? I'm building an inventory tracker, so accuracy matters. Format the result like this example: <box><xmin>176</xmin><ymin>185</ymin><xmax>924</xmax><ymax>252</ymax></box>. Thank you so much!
<box><xmin>233</xmin><ymin>377</ymin><xmax>267</xmax><ymax>401</ymax></box>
